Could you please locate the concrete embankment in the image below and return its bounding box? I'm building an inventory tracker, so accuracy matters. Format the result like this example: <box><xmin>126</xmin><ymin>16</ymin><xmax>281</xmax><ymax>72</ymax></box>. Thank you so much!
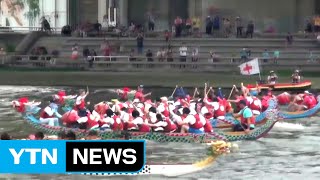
<box><xmin>0</xmin><ymin>70</ymin><xmax>319</xmax><ymax>89</ymax></box>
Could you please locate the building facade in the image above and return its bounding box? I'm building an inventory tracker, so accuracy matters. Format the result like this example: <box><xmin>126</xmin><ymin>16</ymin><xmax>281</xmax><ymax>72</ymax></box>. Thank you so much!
<box><xmin>0</xmin><ymin>0</ymin><xmax>317</xmax><ymax>33</ymax></box>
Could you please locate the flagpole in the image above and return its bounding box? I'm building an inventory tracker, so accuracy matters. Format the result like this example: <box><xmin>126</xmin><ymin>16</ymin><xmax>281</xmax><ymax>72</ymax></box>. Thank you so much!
<box><xmin>258</xmin><ymin>58</ymin><xmax>262</xmax><ymax>82</ymax></box>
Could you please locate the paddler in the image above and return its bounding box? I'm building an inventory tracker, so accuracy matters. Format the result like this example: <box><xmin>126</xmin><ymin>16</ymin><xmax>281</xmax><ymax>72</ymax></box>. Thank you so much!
<box><xmin>55</xmin><ymin>90</ymin><xmax>77</xmax><ymax>105</ymax></box>
<box><xmin>291</xmin><ymin>70</ymin><xmax>301</xmax><ymax>83</ymax></box>
<box><xmin>101</xmin><ymin>109</ymin><xmax>124</xmax><ymax>131</ymax></box>
<box><xmin>134</xmin><ymin>85</ymin><xmax>151</xmax><ymax>102</ymax></box>
<box><xmin>12</xmin><ymin>97</ymin><xmax>41</xmax><ymax>113</ymax></box>
<box><xmin>178</xmin><ymin>107</ymin><xmax>206</xmax><ymax>134</ymax></box>
<box><xmin>303</xmin><ymin>91</ymin><xmax>317</xmax><ymax>109</ymax></box>
<box><xmin>232</xmin><ymin>100</ymin><xmax>255</xmax><ymax>133</ymax></box>
<box><xmin>267</xmin><ymin>71</ymin><xmax>278</xmax><ymax>84</ymax></box>
<box><xmin>74</xmin><ymin>88</ymin><xmax>89</xmax><ymax>117</ymax></box>
<box><xmin>39</xmin><ymin>103</ymin><xmax>60</xmax><ymax>126</ymax></box>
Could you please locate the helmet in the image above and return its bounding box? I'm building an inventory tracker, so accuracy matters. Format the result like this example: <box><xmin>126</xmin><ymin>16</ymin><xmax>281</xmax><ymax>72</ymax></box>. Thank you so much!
<box><xmin>270</xmin><ymin>70</ymin><xmax>274</xmax><ymax>74</ymax></box>
<box><xmin>295</xmin><ymin>70</ymin><xmax>299</xmax><ymax>73</ymax></box>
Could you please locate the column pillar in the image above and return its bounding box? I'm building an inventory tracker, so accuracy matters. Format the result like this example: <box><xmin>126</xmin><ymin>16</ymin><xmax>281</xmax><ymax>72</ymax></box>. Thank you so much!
<box><xmin>119</xmin><ymin>0</ymin><xmax>128</xmax><ymax>26</ymax></box>
<box><xmin>188</xmin><ymin>0</ymin><xmax>195</xmax><ymax>18</ymax></box>
<box><xmin>201</xmin><ymin>0</ymin><xmax>210</xmax><ymax>30</ymax></box>
<box><xmin>98</xmin><ymin>0</ymin><xmax>107</xmax><ymax>23</ymax></box>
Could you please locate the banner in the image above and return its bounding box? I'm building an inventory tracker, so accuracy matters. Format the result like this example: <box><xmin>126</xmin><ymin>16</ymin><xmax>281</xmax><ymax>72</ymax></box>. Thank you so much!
<box><xmin>0</xmin><ymin>140</ymin><xmax>146</xmax><ymax>174</ymax></box>
<box><xmin>239</xmin><ymin>58</ymin><xmax>260</xmax><ymax>75</ymax></box>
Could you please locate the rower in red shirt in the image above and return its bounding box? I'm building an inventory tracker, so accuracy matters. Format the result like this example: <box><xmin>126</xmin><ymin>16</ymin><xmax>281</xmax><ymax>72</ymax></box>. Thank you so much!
<box><xmin>134</xmin><ymin>85</ymin><xmax>151</xmax><ymax>102</ymax></box>
<box><xmin>74</xmin><ymin>88</ymin><xmax>89</xmax><ymax>117</ymax></box>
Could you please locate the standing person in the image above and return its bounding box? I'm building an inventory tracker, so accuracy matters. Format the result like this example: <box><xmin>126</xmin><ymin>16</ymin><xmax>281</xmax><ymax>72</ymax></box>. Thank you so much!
<box><xmin>286</xmin><ymin>32</ymin><xmax>293</xmax><ymax>47</ymax></box>
<box><xmin>267</xmin><ymin>71</ymin><xmax>278</xmax><ymax>84</ymax></box>
<box><xmin>136</xmin><ymin>33</ymin><xmax>144</xmax><ymax>55</ymax></box>
<box><xmin>246</xmin><ymin>21</ymin><xmax>254</xmax><ymax>38</ymax></box>
<box><xmin>232</xmin><ymin>100</ymin><xmax>255</xmax><ymax>132</ymax></box>
<box><xmin>179</xmin><ymin>43</ymin><xmax>188</xmax><ymax>68</ymax></box>
<box><xmin>291</xmin><ymin>70</ymin><xmax>301</xmax><ymax>83</ymax></box>
<box><xmin>205</xmin><ymin>16</ymin><xmax>213</xmax><ymax>35</ymax></box>
<box><xmin>273</xmin><ymin>49</ymin><xmax>280</xmax><ymax>64</ymax></box>
<box><xmin>235</xmin><ymin>17</ymin><xmax>243</xmax><ymax>38</ymax></box>
<box><xmin>147</xmin><ymin>12</ymin><xmax>155</xmax><ymax>31</ymax></box>
<box><xmin>71</xmin><ymin>43</ymin><xmax>79</xmax><ymax>60</ymax></box>
<box><xmin>146</xmin><ymin>49</ymin><xmax>153</xmax><ymax>62</ymax></box>
<box><xmin>174</xmin><ymin>16</ymin><xmax>183</xmax><ymax>37</ymax></box>
<box><xmin>191</xmin><ymin>47</ymin><xmax>199</xmax><ymax>68</ymax></box>
<box><xmin>262</xmin><ymin>49</ymin><xmax>270</xmax><ymax>63</ymax></box>
<box><xmin>185</xmin><ymin>17</ymin><xmax>192</xmax><ymax>35</ymax></box>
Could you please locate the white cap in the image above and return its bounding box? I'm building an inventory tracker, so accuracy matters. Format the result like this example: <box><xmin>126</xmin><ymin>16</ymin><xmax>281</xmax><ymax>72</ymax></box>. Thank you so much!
<box><xmin>136</xmin><ymin>103</ymin><xmax>144</xmax><ymax>109</ymax></box>
<box><xmin>304</xmin><ymin>91</ymin><xmax>311</xmax><ymax>94</ymax></box>
<box><xmin>133</xmin><ymin>99</ymin><xmax>140</xmax><ymax>103</ymax></box>
<box><xmin>12</xmin><ymin>101</ymin><xmax>20</xmax><ymax>106</ymax></box>
<box><xmin>160</xmin><ymin>97</ymin><xmax>168</xmax><ymax>102</ymax></box>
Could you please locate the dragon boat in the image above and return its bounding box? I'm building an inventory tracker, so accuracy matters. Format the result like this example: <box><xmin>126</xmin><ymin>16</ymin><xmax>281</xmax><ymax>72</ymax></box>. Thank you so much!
<box><xmin>211</xmin><ymin>98</ymin><xmax>277</xmax><ymax>128</ymax></box>
<box><xmin>22</xmin><ymin>105</ymin><xmax>279</xmax><ymax>143</ymax></box>
<box><xmin>81</xmin><ymin>141</ymin><xmax>235</xmax><ymax>177</ymax></box>
<box><xmin>278</xmin><ymin>95</ymin><xmax>320</xmax><ymax>119</ymax></box>
<box><xmin>248</xmin><ymin>81</ymin><xmax>312</xmax><ymax>91</ymax></box>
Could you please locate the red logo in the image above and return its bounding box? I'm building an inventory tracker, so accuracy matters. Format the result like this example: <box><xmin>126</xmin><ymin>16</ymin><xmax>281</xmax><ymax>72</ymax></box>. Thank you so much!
<box><xmin>243</xmin><ymin>64</ymin><xmax>252</xmax><ymax>74</ymax></box>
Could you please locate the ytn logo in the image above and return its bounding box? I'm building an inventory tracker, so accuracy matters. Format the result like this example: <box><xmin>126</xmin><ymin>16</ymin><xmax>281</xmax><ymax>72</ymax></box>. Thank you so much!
<box><xmin>66</xmin><ymin>141</ymin><xmax>146</xmax><ymax>173</ymax></box>
<box><xmin>9</xmin><ymin>148</ymin><xmax>58</xmax><ymax>165</ymax></box>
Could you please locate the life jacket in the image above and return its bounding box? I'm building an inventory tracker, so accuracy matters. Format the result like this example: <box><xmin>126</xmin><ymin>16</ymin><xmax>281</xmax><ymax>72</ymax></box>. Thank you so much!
<box><xmin>240</xmin><ymin>107</ymin><xmax>256</xmax><ymax>125</ymax></box>
<box><xmin>235</xmin><ymin>96</ymin><xmax>245</xmax><ymax>112</ymax></box>
<box><xmin>213</xmin><ymin>102</ymin><xmax>226</xmax><ymax>119</ymax></box>
<box><xmin>111</xmin><ymin>115</ymin><xmax>124</xmax><ymax>131</ymax></box>
<box><xmin>188</xmin><ymin>114</ymin><xmax>204</xmax><ymax>129</ymax></box>
<box><xmin>248</xmin><ymin>97</ymin><xmax>262</xmax><ymax>115</ymax></box>
<box><xmin>61</xmin><ymin>110</ymin><xmax>79</xmax><ymax>125</ymax></box>
<box><xmin>134</xmin><ymin>117</ymin><xmax>150</xmax><ymax>132</ymax></box>
<box><xmin>134</xmin><ymin>91</ymin><xmax>145</xmax><ymax>102</ymax></box>
<box><xmin>161</xmin><ymin>103</ymin><xmax>170</xmax><ymax>117</ymax></box>
<box><xmin>202</xmin><ymin>105</ymin><xmax>214</xmax><ymax>119</ymax></box>
<box><xmin>203</xmin><ymin>118</ymin><xmax>213</xmax><ymax>133</ymax></box>
<box><xmin>86</xmin><ymin>113</ymin><xmax>99</xmax><ymax>129</ymax></box>
<box><xmin>261</xmin><ymin>96</ymin><xmax>270</xmax><ymax>111</ymax></box>
<box><xmin>74</xmin><ymin>97</ymin><xmax>86</xmax><ymax>110</ymax></box>
<box><xmin>304</xmin><ymin>95</ymin><xmax>317</xmax><ymax>109</ymax></box>
<box><xmin>277</xmin><ymin>92</ymin><xmax>291</xmax><ymax>105</ymax></box>
<box><xmin>40</xmin><ymin>107</ymin><xmax>55</xmax><ymax>119</ymax></box>
<box><xmin>163</xmin><ymin>117</ymin><xmax>177</xmax><ymax>133</ymax></box>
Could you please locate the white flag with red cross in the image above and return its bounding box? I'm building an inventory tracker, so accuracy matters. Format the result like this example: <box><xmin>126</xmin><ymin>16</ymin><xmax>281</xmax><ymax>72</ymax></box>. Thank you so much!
<box><xmin>239</xmin><ymin>58</ymin><xmax>260</xmax><ymax>75</ymax></box>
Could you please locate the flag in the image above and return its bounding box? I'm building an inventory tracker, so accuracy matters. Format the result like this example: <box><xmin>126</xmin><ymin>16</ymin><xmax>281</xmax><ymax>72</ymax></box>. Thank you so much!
<box><xmin>239</xmin><ymin>58</ymin><xmax>260</xmax><ymax>75</ymax></box>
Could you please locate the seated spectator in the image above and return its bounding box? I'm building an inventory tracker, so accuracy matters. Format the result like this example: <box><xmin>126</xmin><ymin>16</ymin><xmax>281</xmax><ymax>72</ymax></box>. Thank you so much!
<box><xmin>146</xmin><ymin>49</ymin><xmax>153</xmax><ymax>62</ymax></box>
<box><xmin>35</xmin><ymin>131</ymin><xmax>44</xmax><ymax>140</ymax></box>
<box><xmin>157</xmin><ymin>47</ymin><xmax>166</xmax><ymax>62</ymax></box>
<box><xmin>129</xmin><ymin>49</ymin><xmax>136</xmax><ymax>61</ymax></box>
<box><xmin>210</xmin><ymin>50</ymin><xmax>219</xmax><ymax>62</ymax></box>
<box><xmin>1</xmin><ymin>132</ymin><xmax>11</xmax><ymax>140</ymax></box>
<box><xmin>83</xmin><ymin>46</ymin><xmax>90</xmax><ymax>60</ymax></box>
<box><xmin>65</xmin><ymin>131</ymin><xmax>76</xmax><ymax>140</ymax></box>
<box><xmin>304</xmin><ymin>20</ymin><xmax>313</xmax><ymax>34</ymax></box>
<box><xmin>166</xmin><ymin>45</ymin><xmax>174</xmax><ymax>62</ymax></box>
<box><xmin>262</xmin><ymin>49</ymin><xmax>270</xmax><ymax>63</ymax></box>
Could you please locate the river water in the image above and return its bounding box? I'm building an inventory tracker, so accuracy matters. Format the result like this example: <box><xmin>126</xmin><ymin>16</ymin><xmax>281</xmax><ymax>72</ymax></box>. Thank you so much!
<box><xmin>0</xmin><ymin>86</ymin><xmax>320</xmax><ymax>180</ymax></box>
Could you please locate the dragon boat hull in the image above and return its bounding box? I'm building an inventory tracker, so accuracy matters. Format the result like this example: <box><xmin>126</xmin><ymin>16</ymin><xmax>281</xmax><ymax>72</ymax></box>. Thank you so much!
<box><xmin>249</xmin><ymin>81</ymin><xmax>312</xmax><ymax>91</ymax></box>
<box><xmin>22</xmin><ymin>107</ymin><xmax>279</xmax><ymax>143</ymax></box>
<box><xmin>211</xmin><ymin>98</ymin><xmax>278</xmax><ymax>128</ymax></box>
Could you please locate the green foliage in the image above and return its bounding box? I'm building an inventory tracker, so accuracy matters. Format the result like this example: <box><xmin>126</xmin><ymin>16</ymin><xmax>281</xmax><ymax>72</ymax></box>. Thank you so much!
<box><xmin>5</xmin><ymin>43</ymin><xmax>16</xmax><ymax>52</ymax></box>
<box><xmin>23</xmin><ymin>0</ymin><xmax>40</xmax><ymax>26</ymax></box>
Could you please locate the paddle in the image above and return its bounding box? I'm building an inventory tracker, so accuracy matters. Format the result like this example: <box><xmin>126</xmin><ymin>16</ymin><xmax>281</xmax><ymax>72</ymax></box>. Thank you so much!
<box><xmin>228</xmin><ymin>85</ymin><xmax>236</xmax><ymax>100</ymax></box>
<box><xmin>169</xmin><ymin>85</ymin><xmax>178</xmax><ymax>99</ymax></box>
<box><xmin>192</xmin><ymin>87</ymin><xmax>198</xmax><ymax>99</ymax></box>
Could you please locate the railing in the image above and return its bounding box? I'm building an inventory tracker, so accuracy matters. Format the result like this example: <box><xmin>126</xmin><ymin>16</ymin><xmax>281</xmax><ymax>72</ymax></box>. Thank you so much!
<box><xmin>0</xmin><ymin>55</ymin><xmax>318</xmax><ymax>72</ymax></box>
<box><xmin>0</xmin><ymin>26</ymin><xmax>62</xmax><ymax>34</ymax></box>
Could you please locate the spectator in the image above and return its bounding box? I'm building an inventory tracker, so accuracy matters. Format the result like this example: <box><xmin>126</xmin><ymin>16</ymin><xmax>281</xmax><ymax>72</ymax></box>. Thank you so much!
<box><xmin>0</xmin><ymin>47</ymin><xmax>7</xmax><ymax>63</ymax></box>
<box><xmin>245</xmin><ymin>47</ymin><xmax>251</xmax><ymax>58</ymax></box>
<box><xmin>156</xmin><ymin>47</ymin><xmax>166</xmax><ymax>62</ymax></box>
<box><xmin>286</xmin><ymin>32</ymin><xmax>293</xmax><ymax>47</ymax></box>
<box><xmin>262</xmin><ymin>49</ymin><xmax>270</xmax><ymax>63</ymax></box>
<box><xmin>65</xmin><ymin>131</ymin><xmax>76</xmax><ymax>140</ymax></box>
<box><xmin>314</xmin><ymin>15</ymin><xmax>320</xmax><ymax>33</ymax></box>
<box><xmin>240</xmin><ymin>48</ymin><xmax>248</xmax><ymax>62</ymax></box>
<box><xmin>129</xmin><ymin>22</ymin><xmax>135</xmax><ymax>37</ymax></box>
<box><xmin>35</xmin><ymin>132</ymin><xmax>44</xmax><ymax>140</ymax></box>
<box><xmin>192</xmin><ymin>16</ymin><xmax>201</xmax><ymax>37</ymax></box>
<box><xmin>86</xmin><ymin>130</ymin><xmax>101</xmax><ymax>140</ymax></box>
<box><xmin>136</xmin><ymin>33</ymin><xmax>144</xmax><ymax>54</ymax></box>
<box><xmin>273</xmin><ymin>49</ymin><xmax>280</xmax><ymax>64</ymax></box>
<box><xmin>147</xmin><ymin>12</ymin><xmax>155</xmax><ymax>31</ymax></box>
<box><xmin>304</xmin><ymin>20</ymin><xmax>313</xmax><ymax>34</ymax></box>
<box><xmin>166</xmin><ymin>45</ymin><xmax>174</xmax><ymax>62</ymax></box>
<box><xmin>191</xmin><ymin>47</ymin><xmax>199</xmax><ymax>62</ymax></box>
<box><xmin>164</xmin><ymin>30</ymin><xmax>171</xmax><ymax>43</ymax></box>
<box><xmin>246</xmin><ymin>21</ymin><xmax>254</xmax><ymax>38</ymax></box>
<box><xmin>1</xmin><ymin>132</ymin><xmax>11</xmax><ymax>140</ymax></box>
<box><xmin>88</xmin><ymin>49</ymin><xmax>97</xmax><ymax>67</ymax></box>
<box><xmin>179</xmin><ymin>43</ymin><xmax>188</xmax><ymax>67</ymax></box>
<box><xmin>174</xmin><ymin>16</ymin><xmax>183</xmax><ymax>37</ymax></box>
<box><xmin>129</xmin><ymin>49</ymin><xmax>136</xmax><ymax>61</ymax></box>
<box><xmin>61</xmin><ymin>25</ymin><xmax>72</xmax><ymax>36</ymax></box>
<box><xmin>213</xmin><ymin>16</ymin><xmax>220</xmax><ymax>35</ymax></box>
<box><xmin>83</xmin><ymin>46</ymin><xmax>90</xmax><ymax>60</ymax></box>
<box><xmin>235</xmin><ymin>17</ymin><xmax>243</xmax><ymax>38</ymax></box>
<box><xmin>210</xmin><ymin>50</ymin><xmax>219</xmax><ymax>62</ymax></box>
<box><xmin>205</xmin><ymin>16</ymin><xmax>213</xmax><ymax>35</ymax></box>
<box><xmin>40</xmin><ymin>16</ymin><xmax>51</xmax><ymax>32</ymax></box>
<box><xmin>223</xmin><ymin>18</ymin><xmax>231</xmax><ymax>38</ymax></box>
<box><xmin>146</xmin><ymin>49</ymin><xmax>153</xmax><ymax>62</ymax></box>
<box><xmin>93</xmin><ymin>20</ymin><xmax>102</xmax><ymax>34</ymax></box>
<box><xmin>186</xmin><ymin>17</ymin><xmax>192</xmax><ymax>35</ymax></box>
<box><xmin>71</xmin><ymin>43</ymin><xmax>79</xmax><ymax>60</ymax></box>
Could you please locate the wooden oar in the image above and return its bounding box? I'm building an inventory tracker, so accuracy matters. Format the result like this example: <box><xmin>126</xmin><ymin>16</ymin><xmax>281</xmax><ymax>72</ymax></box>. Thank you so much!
<box><xmin>170</xmin><ymin>85</ymin><xmax>178</xmax><ymax>98</ymax></box>
<box><xmin>228</xmin><ymin>85</ymin><xmax>236</xmax><ymax>100</ymax></box>
<box><xmin>206</xmin><ymin>87</ymin><xmax>214</xmax><ymax>96</ymax></box>
<box><xmin>193</xmin><ymin>87</ymin><xmax>198</xmax><ymax>98</ymax></box>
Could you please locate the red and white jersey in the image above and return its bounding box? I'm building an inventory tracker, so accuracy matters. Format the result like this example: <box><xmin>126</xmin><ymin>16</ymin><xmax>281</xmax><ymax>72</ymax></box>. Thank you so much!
<box><xmin>182</xmin><ymin>114</ymin><xmax>205</xmax><ymax>130</ymax></box>
<box><xmin>75</xmin><ymin>95</ymin><xmax>86</xmax><ymax>109</ymax></box>
<box><xmin>211</xmin><ymin>102</ymin><xmax>226</xmax><ymax>119</ymax></box>
<box><xmin>132</xmin><ymin>117</ymin><xmax>150</xmax><ymax>132</ymax></box>
<box><xmin>120</xmin><ymin>111</ymin><xmax>130</xmax><ymax>123</ymax></box>
<box><xmin>246</xmin><ymin>96</ymin><xmax>262</xmax><ymax>115</ymax></box>
<box><xmin>40</xmin><ymin>106</ymin><xmax>54</xmax><ymax>119</ymax></box>
<box><xmin>148</xmin><ymin>112</ymin><xmax>158</xmax><ymax>124</ymax></box>
<box><xmin>157</xmin><ymin>103</ymin><xmax>170</xmax><ymax>117</ymax></box>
